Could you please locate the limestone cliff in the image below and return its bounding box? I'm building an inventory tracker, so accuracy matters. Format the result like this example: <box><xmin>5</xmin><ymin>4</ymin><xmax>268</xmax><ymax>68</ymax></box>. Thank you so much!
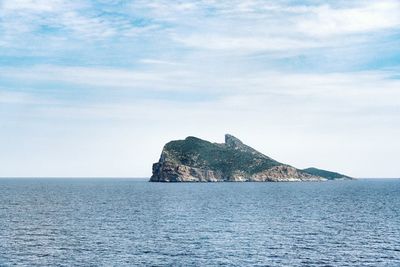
<box><xmin>150</xmin><ymin>134</ymin><xmax>352</xmax><ymax>182</ymax></box>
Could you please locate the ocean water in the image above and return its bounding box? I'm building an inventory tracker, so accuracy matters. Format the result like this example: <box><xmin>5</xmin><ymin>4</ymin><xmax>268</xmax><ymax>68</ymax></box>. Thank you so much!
<box><xmin>0</xmin><ymin>179</ymin><xmax>399</xmax><ymax>266</ymax></box>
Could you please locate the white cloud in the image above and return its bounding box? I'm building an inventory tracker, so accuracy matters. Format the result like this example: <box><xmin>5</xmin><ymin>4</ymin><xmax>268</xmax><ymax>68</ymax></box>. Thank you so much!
<box><xmin>0</xmin><ymin>65</ymin><xmax>197</xmax><ymax>91</ymax></box>
<box><xmin>1</xmin><ymin>0</ymin><xmax>68</xmax><ymax>12</ymax></box>
<box><xmin>0</xmin><ymin>91</ymin><xmax>37</xmax><ymax>104</ymax></box>
<box><xmin>140</xmin><ymin>59</ymin><xmax>182</xmax><ymax>66</ymax></box>
<box><xmin>174</xmin><ymin>35</ymin><xmax>319</xmax><ymax>52</ymax></box>
<box><xmin>2</xmin><ymin>63</ymin><xmax>400</xmax><ymax>94</ymax></box>
<box><xmin>1</xmin><ymin>0</ymin><xmax>399</xmax><ymax>53</ymax></box>
<box><xmin>297</xmin><ymin>1</ymin><xmax>400</xmax><ymax>37</ymax></box>
<box><xmin>166</xmin><ymin>0</ymin><xmax>400</xmax><ymax>53</ymax></box>
<box><xmin>0</xmin><ymin>0</ymin><xmax>154</xmax><ymax>45</ymax></box>
<box><xmin>2</xmin><ymin>64</ymin><xmax>400</xmax><ymax>120</ymax></box>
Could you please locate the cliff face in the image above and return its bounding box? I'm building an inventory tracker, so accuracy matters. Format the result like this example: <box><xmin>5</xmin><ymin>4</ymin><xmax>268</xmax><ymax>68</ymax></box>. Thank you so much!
<box><xmin>150</xmin><ymin>134</ymin><xmax>351</xmax><ymax>182</ymax></box>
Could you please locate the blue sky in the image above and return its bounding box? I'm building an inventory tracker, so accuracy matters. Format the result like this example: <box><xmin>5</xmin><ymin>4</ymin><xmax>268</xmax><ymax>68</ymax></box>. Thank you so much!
<box><xmin>0</xmin><ymin>0</ymin><xmax>399</xmax><ymax>177</ymax></box>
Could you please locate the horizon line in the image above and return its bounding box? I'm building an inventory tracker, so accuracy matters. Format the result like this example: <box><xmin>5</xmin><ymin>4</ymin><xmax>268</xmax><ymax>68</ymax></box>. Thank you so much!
<box><xmin>0</xmin><ymin>177</ymin><xmax>399</xmax><ymax>179</ymax></box>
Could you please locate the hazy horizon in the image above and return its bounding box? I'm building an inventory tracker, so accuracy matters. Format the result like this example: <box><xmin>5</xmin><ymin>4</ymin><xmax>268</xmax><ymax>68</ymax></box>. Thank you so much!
<box><xmin>1</xmin><ymin>0</ymin><xmax>399</xmax><ymax>178</ymax></box>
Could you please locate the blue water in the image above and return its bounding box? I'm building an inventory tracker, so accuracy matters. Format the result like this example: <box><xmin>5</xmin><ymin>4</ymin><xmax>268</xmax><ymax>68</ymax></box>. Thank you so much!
<box><xmin>0</xmin><ymin>179</ymin><xmax>399</xmax><ymax>266</ymax></box>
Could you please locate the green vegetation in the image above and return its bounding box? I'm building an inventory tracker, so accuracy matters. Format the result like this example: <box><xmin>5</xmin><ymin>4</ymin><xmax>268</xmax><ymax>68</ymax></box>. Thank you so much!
<box><xmin>163</xmin><ymin>136</ymin><xmax>281</xmax><ymax>176</ymax></box>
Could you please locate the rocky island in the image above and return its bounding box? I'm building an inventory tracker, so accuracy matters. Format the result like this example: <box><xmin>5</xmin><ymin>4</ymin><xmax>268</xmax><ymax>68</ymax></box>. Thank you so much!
<box><xmin>150</xmin><ymin>134</ymin><xmax>352</xmax><ymax>182</ymax></box>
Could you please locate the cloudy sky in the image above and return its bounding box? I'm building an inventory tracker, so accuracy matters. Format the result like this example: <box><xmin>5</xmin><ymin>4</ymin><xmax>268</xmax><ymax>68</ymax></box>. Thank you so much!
<box><xmin>0</xmin><ymin>0</ymin><xmax>399</xmax><ymax>178</ymax></box>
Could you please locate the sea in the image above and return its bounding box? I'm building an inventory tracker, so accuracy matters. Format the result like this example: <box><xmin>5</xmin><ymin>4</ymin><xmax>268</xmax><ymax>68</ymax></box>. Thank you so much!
<box><xmin>0</xmin><ymin>178</ymin><xmax>399</xmax><ymax>266</ymax></box>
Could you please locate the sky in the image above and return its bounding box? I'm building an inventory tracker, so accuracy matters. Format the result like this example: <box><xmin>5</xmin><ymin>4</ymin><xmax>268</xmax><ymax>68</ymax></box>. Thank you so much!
<box><xmin>0</xmin><ymin>0</ymin><xmax>399</xmax><ymax>178</ymax></box>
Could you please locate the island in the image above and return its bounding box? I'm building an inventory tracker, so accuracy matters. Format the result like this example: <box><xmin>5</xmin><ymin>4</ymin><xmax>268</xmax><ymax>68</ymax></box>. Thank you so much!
<box><xmin>150</xmin><ymin>134</ymin><xmax>353</xmax><ymax>182</ymax></box>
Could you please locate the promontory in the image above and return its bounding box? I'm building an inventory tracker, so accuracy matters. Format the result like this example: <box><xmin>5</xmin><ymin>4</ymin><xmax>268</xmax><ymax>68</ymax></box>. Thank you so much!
<box><xmin>150</xmin><ymin>134</ymin><xmax>352</xmax><ymax>182</ymax></box>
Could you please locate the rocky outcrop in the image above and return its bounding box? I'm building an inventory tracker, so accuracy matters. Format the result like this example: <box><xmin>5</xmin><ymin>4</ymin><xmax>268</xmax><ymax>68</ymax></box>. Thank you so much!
<box><xmin>250</xmin><ymin>165</ymin><xmax>323</xmax><ymax>182</ymax></box>
<box><xmin>152</xmin><ymin>161</ymin><xmax>223</xmax><ymax>182</ymax></box>
<box><xmin>150</xmin><ymin>134</ymin><xmax>352</xmax><ymax>182</ymax></box>
<box><xmin>302</xmin><ymin>167</ymin><xmax>352</xmax><ymax>180</ymax></box>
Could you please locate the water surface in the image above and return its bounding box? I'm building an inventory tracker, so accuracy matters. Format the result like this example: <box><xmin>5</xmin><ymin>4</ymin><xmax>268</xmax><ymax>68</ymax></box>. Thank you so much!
<box><xmin>0</xmin><ymin>178</ymin><xmax>399</xmax><ymax>266</ymax></box>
